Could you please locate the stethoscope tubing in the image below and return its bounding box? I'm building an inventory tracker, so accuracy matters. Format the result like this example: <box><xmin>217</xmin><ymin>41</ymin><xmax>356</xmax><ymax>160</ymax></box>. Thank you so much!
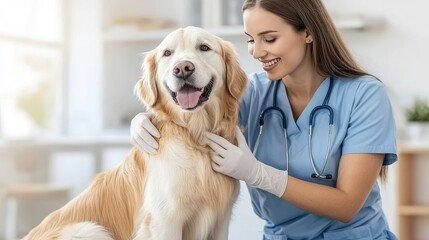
<box><xmin>253</xmin><ymin>77</ymin><xmax>334</xmax><ymax>180</ymax></box>
<box><xmin>253</xmin><ymin>80</ymin><xmax>289</xmax><ymax>171</ymax></box>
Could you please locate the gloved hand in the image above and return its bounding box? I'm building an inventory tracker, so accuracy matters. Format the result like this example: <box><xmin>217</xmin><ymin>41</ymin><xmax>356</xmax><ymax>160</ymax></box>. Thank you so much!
<box><xmin>207</xmin><ymin>126</ymin><xmax>288</xmax><ymax>197</ymax></box>
<box><xmin>130</xmin><ymin>112</ymin><xmax>160</xmax><ymax>154</ymax></box>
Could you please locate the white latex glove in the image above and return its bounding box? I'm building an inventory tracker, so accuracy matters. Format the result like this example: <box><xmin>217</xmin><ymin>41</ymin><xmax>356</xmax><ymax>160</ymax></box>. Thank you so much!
<box><xmin>130</xmin><ymin>112</ymin><xmax>160</xmax><ymax>154</ymax></box>
<box><xmin>207</xmin><ymin>126</ymin><xmax>288</xmax><ymax>197</ymax></box>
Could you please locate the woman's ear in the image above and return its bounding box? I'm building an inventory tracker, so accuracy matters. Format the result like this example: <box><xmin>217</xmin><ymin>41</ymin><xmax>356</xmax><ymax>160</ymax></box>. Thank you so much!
<box><xmin>305</xmin><ymin>29</ymin><xmax>313</xmax><ymax>43</ymax></box>
<box><xmin>135</xmin><ymin>50</ymin><xmax>158</xmax><ymax>108</ymax></box>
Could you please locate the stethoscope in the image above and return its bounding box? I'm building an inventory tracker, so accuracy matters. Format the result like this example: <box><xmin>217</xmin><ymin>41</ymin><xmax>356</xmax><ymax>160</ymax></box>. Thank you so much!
<box><xmin>253</xmin><ymin>77</ymin><xmax>334</xmax><ymax>180</ymax></box>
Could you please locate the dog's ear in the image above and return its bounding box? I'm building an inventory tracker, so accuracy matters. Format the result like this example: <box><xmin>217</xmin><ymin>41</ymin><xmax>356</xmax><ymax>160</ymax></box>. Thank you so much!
<box><xmin>222</xmin><ymin>41</ymin><xmax>248</xmax><ymax>101</ymax></box>
<box><xmin>135</xmin><ymin>50</ymin><xmax>158</xmax><ymax>107</ymax></box>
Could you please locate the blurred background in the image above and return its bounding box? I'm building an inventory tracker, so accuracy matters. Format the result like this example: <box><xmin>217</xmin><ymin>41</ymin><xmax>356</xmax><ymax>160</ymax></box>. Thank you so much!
<box><xmin>1</xmin><ymin>0</ymin><xmax>429</xmax><ymax>239</ymax></box>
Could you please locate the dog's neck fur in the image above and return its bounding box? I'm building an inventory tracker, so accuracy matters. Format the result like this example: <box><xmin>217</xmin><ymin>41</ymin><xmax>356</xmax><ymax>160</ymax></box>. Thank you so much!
<box><xmin>149</xmin><ymin>103</ymin><xmax>237</xmax><ymax>146</ymax></box>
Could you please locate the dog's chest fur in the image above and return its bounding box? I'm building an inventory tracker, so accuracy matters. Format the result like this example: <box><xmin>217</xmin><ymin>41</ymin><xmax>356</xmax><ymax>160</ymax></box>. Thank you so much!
<box><xmin>135</xmin><ymin>121</ymin><xmax>238</xmax><ymax>239</ymax></box>
<box><xmin>145</xmin><ymin>137</ymin><xmax>211</xmax><ymax>207</ymax></box>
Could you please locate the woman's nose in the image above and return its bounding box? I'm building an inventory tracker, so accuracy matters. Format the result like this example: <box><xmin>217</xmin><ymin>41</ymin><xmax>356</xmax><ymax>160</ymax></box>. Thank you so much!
<box><xmin>250</xmin><ymin>42</ymin><xmax>266</xmax><ymax>60</ymax></box>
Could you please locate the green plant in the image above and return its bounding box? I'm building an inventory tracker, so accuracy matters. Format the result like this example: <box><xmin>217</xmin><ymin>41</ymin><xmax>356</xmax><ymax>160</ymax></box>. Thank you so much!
<box><xmin>406</xmin><ymin>98</ymin><xmax>429</xmax><ymax>122</ymax></box>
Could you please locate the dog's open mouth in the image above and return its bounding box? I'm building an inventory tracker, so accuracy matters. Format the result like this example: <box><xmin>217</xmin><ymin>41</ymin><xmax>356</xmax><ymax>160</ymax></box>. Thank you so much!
<box><xmin>171</xmin><ymin>79</ymin><xmax>214</xmax><ymax>110</ymax></box>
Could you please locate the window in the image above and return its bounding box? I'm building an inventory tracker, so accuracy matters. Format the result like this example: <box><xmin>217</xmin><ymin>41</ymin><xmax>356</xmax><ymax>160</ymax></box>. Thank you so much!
<box><xmin>0</xmin><ymin>0</ymin><xmax>65</xmax><ymax>138</ymax></box>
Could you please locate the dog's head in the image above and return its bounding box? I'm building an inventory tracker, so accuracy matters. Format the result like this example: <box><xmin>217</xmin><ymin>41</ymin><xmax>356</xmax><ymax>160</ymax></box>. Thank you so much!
<box><xmin>136</xmin><ymin>26</ymin><xmax>247</xmax><ymax>135</ymax></box>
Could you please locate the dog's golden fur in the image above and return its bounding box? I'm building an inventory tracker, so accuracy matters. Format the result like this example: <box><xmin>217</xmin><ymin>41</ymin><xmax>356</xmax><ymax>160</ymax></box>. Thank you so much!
<box><xmin>23</xmin><ymin>26</ymin><xmax>248</xmax><ymax>240</ymax></box>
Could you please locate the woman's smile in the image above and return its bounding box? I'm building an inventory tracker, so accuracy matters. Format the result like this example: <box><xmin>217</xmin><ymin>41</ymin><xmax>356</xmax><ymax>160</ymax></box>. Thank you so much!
<box><xmin>261</xmin><ymin>58</ymin><xmax>280</xmax><ymax>71</ymax></box>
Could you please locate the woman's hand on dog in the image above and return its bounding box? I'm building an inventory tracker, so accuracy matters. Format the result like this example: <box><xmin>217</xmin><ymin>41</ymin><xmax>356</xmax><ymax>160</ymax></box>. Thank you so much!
<box><xmin>130</xmin><ymin>112</ymin><xmax>160</xmax><ymax>154</ymax></box>
<box><xmin>207</xmin><ymin>126</ymin><xmax>289</xmax><ymax>198</ymax></box>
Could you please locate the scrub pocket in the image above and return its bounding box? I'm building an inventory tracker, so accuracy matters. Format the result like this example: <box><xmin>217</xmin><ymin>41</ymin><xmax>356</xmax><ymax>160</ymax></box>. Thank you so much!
<box><xmin>323</xmin><ymin>225</ymin><xmax>372</xmax><ymax>240</ymax></box>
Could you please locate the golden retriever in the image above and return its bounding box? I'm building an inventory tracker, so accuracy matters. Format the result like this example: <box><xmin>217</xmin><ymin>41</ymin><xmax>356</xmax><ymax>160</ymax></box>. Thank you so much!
<box><xmin>22</xmin><ymin>26</ymin><xmax>248</xmax><ymax>240</ymax></box>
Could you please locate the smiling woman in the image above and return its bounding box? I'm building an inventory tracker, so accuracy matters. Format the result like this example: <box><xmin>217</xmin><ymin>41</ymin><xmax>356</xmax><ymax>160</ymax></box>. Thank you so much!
<box><xmin>0</xmin><ymin>0</ymin><xmax>65</xmax><ymax>139</ymax></box>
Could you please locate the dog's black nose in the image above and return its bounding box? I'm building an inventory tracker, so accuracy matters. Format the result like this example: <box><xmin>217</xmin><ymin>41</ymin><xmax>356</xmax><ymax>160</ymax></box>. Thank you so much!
<box><xmin>173</xmin><ymin>61</ymin><xmax>195</xmax><ymax>79</ymax></box>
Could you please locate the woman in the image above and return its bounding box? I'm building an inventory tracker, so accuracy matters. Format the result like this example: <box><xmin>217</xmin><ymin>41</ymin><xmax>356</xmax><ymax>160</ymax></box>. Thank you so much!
<box><xmin>130</xmin><ymin>0</ymin><xmax>398</xmax><ymax>239</ymax></box>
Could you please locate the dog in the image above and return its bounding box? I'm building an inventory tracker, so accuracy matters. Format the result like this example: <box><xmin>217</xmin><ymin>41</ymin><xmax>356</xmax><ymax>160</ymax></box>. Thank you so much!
<box><xmin>23</xmin><ymin>26</ymin><xmax>248</xmax><ymax>240</ymax></box>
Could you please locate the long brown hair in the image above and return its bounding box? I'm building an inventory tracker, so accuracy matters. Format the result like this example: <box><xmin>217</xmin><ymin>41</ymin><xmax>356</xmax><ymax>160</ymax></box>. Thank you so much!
<box><xmin>242</xmin><ymin>0</ymin><xmax>388</xmax><ymax>181</ymax></box>
<box><xmin>242</xmin><ymin>0</ymin><xmax>369</xmax><ymax>78</ymax></box>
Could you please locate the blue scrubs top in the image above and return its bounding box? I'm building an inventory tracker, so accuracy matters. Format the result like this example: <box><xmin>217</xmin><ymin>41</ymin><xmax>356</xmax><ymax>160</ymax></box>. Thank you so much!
<box><xmin>238</xmin><ymin>72</ymin><xmax>398</xmax><ymax>240</ymax></box>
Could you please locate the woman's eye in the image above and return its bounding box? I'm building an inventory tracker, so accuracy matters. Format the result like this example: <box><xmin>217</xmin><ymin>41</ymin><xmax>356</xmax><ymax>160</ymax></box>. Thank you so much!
<box><xmin>200</xmin><ymin>44</ymin><xmax>211</xmax><ymax>51</ymax></box>
<box><xmin>247</xmin><ymin>39</ymin><xmax>254</xmax><ymax>44</ymax></box>
<box><xmin>163</xmin><ymin>49</ymin><xmax>172</xmax><ymax>56</ymax></box>
<box><xmin>265</xmin><ymin>38</ymin><xmax>276</xmax><ymax>43</ymax></box>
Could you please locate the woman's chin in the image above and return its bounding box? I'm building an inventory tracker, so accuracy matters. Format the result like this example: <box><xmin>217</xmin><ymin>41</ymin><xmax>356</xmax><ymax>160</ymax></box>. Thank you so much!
<box><xmin>266</xmin><ymin>71</ymin><xmax>285</xmax><ymax>81</ymax></box>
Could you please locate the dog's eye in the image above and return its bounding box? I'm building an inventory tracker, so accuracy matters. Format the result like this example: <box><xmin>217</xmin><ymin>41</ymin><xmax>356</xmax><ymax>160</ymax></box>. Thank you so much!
<box><xmin>163</xmin><ymin>50</ymin><xmax>172</xmax><ymax>56</ymax></box>
<box><xmin>200</xmin><ymin>44</ymin><xmax>211</xmax><ymax>51</ymax></box>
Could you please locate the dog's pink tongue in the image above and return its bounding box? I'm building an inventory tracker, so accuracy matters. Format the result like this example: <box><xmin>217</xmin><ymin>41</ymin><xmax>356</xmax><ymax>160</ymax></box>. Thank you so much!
<box><xmin>176</xmin><ymin>86</ymin><xmax>203</xmax><ymax>109</ymax></box>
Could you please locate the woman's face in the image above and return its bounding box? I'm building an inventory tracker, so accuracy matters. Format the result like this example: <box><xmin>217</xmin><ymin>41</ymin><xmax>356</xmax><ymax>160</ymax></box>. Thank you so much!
<box><xmin>243</xmin><ymin>6</ymin><xmax>311</xmax><ymax>80</ymax></box>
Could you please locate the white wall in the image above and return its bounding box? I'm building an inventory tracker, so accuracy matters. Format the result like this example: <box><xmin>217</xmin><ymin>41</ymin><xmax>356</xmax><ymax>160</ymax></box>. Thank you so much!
<box><xmin>67</xmin><ymin>0</ymin><xmax>103</xmax><ymax>136</ymax></box>
<box><xmin>325</xmin><ymin>0</ymin><xmax>429</xmax><ymax>124</ymax></box>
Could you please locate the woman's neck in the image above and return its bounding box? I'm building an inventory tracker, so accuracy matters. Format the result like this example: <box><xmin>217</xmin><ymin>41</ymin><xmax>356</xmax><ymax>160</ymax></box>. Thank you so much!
<box><xmin>282</xmin><ymin>72</ymin><xmax>326</xmax><ymax>121</ymax></box>
<box><xmin>282</xmin><ymin>73</ymin><xmax>325</xmax><ymax>100</ymax></box>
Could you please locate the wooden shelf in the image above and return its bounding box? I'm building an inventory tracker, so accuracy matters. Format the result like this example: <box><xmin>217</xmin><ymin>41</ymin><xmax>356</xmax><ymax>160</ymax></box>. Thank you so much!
<box><xmin>331</xmin><ymin>14</ymin><xmax>383</xmax><ymax>31</ymax></box>
<box><xmin>103</xmin><ymin>15</ymin><xmax>381</xmax><ymax>44</ymax></box>
<box><xmin>103</xmin><ymin>25</ymin><xmax>246</xmax><ymax>43</ymax></box>
<box><xmin>0</xmin><ymin>33</ymin><xmax>63</xmax><ymax>49</ymax></box>
<box><xmin>397</xmin><ymin>142</ymin><xmax>429</xmax><ymax>240</ymax></box>
<box><xmin>399</xmin><ymin>205</ymin><xmax>429</xmax><ymax>216</ymax></box>
<box><xmin>398</xmin><ymin>141</ymin><xmax>429</xmax><ymax>154</ymax></box>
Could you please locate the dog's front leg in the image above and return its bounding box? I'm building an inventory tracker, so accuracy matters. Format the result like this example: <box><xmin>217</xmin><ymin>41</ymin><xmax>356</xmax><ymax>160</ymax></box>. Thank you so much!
<box><xmin>153</xmin><ymin>220</ymin><xmax>183</xmax><ymax>240</ymax></box>
<box><xmin>211</xmin><ymin>214</ymin><xmax>231</xmax><ymax>240</ymax></box>
<box><xmin>134</xmin><ymin>214</ymin><xmax>184</xmax><ymax>240</ymax></box>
